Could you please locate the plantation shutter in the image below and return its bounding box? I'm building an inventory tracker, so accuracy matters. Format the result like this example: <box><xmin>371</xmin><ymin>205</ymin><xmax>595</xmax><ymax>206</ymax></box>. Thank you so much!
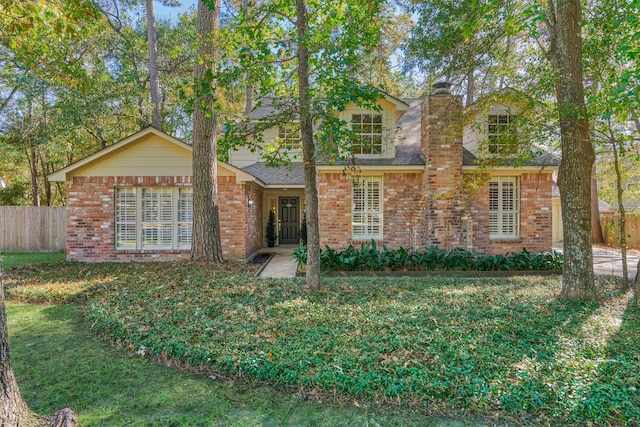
<box><xmin>141</xmin><ymin>188</ymin><xmax>173</xmax><ymax>249</ymax></box>
<box><xmin>177</xmin><ymin>188</ymin><xmax>193</xmax><ymax>248</ymax></box>
<box><xmin>115</xmin><ymin>188</ymin><xmax>137</xmax><ymax>249</ymax></box>
<box><xmin>489</xmin><ymin>177</ymin><xmax>519</xmax><ymax>238</ymax></box>
<box><xmin>352</xmin><ymin>176</ymin><xmax>383</xmax><ymax>239</ymax></box>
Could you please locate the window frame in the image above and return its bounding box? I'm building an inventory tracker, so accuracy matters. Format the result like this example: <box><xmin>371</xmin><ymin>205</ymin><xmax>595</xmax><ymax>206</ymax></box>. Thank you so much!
<box><xmin>351</xmin><ymin>113</ymin><xmax>384</xmax><ymax>157</ymax></box>
<box><xmin>274</xmin><ymin>124</ymin><xmax>302</xmax><ymax>150</ymax></box>
<box><xmin>487</xmin><ymin>113</ymin><xmax>517</xmax><ymax>155</ymax></box>
<box><xmin>115</xmin><ymin>187</ymin><xmax>193</xmax><ymax>250</ymax></box>
<box><xmin>351</xmin><ymin>176</ymin><xmax>383</xmax><ymax>240</ymax></box>
<box><xmin>489</xmin><ymin>176</ymin><xmax>520</xmax><ymax>239</ymax></box>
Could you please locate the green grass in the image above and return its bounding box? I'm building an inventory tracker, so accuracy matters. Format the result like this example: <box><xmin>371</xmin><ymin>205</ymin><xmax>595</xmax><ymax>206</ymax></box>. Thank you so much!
<box><xmin>7</xmin><ymin>302</ymin><xmax>456</xmax><ymax>426</ymax></box>
<box><xmin>4</xmin><ymin>261</ymin><xmax>639</xmax><ymax>425</ymax></box>
<box><xmin>1</xmin><ymin>252</ymin><xmax>66</xmax><ymax>268</ymax></box>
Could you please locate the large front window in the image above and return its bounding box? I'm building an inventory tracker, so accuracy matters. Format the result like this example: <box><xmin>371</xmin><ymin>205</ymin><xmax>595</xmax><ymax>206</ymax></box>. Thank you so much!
<box><xmin>352</xmin><ymin>114</ymin><xmax>383</xmax><ymax>155</ymax></box>
<box><xmin>352</xmin><ymin>176</ymin><xmax>383</xmax><ymax>239</ymax></box>
<box><xmin>115</xmin><ymin>187</ymin><xmax>193</xmax><ymax>250</ymax></box>
<box><xmin>489</xmin><ymin>177</ymin><xmax>519</xmax><ymax>238</ymax></box>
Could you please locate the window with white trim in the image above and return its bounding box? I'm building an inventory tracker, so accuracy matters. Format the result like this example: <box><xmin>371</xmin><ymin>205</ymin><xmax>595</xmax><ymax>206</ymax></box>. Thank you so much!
<box><xmin>352</xmin><ymin>176</ymin><xmax>383</xmax><ymax>239</ymax></box>
<box><xmin>115</xmin><ymin>187</ymin><xmax>193</xmax><ymax>250</ymax></box>
<box><xmin>489</xmin><ymin>177</ymin><xmax>519</xmax><ymax>238</ymax></box>
<box><xmin>487</xmin><ymin>114</ymin><xmax>517</xmax><ymax>155</ymax></box>
<box><xmin>276</xmin><ymin>124</ymin><xmax>301</xmax><ymax>150</ymax></box>
<box><xmin>351</xmin><ymin>113</ymin><xmax>383</xmax><ymax>155</ymax></box>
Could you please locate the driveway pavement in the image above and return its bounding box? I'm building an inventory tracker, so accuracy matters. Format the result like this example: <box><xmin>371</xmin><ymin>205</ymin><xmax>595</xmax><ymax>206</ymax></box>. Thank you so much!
<box><xmin>554</xmin><ymin>243</ymin><xmax>640</xmax><ymax>280</ymax></box>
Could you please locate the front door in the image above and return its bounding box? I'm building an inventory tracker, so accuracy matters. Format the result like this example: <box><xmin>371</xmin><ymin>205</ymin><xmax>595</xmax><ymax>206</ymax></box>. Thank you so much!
<box><xmin>279</xmin><ymin>197</ymin><xmax>299</xmax><ymax>244</ymax></box>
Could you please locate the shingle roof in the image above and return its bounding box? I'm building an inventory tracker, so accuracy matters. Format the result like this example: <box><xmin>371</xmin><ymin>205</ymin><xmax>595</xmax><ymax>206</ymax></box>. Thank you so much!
<box><xmin>316</xmin><ymin>98</ymin><xmax>424</xmax><ymax>166</ymax></box>
<box><xmin>240</xmin><ymin>96</ymin><xmax>559</xmax><ymax>184</ymax></box>
<box><xmin>460</xmin><ymin>149</ymin><xmax>561</xmax><ymax>167</ymax></box>
<box><xmin>241</xmin><ymin>162</ymin><xmax>305</xmax><ymax>185</ymax></box>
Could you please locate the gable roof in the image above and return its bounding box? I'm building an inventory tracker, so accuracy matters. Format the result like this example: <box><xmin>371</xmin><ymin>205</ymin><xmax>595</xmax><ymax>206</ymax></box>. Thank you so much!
<box><xmin>248</xmin><ymin>89</ymin><xmax>410</xmax><ymax>122</ymax></box>
<box><xmin>48</xmin><ymin>126</ymin><xmax>262</xmax><ymax>185</ymax></box>
<box><xmin>242</xmin><ymin>162</ymin><xmax>305</xmax><ymax>186</ymax></box>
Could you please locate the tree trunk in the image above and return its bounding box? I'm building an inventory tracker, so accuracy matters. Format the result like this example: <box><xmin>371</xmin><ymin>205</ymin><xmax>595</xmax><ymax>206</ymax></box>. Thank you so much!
<box><xmin>635</xmin><ymin>258</ymin><xmax>640</xmax><ymax>308</ymax></box>
<box><xmin>1</xmin><ymin>264</ymin><xmax>78</xmax><ymax>426</ymax></box>
<box><xmin>243</xmin><ymin>0</ymin><xmax>253</xmax><ymax>115</ymax></box>
<box><xmin>465</xmin><ymin>70</ymin><xmax>475</xmax><ymax>107</ymax></box>
<box><xmin>590</xmin><ymin>164</ymin><xmax>604</xmax><ymax>243</ymax></box>
<box><xmin>612</xmin><ymin>142</ymin><xmax>629</xmax><ymax>288</ymax></box>
<box><xmin>296</xmin><ymin>0</ymin><xmax>320</xmax><ymax>291</ymax></box>
<box><xmin>28</xmin><ymin>145</ymin><xmax>40</xmax><ymax>207</ymax></box>
<box><xmin>546</xmin><ymin>0</ymin><xmax>597</xmax><ymax>298</ymax></box>
<box><xmin>39</xmin><ymin>152</ymin><xmax>52</xmax><ymax>207</ymax></box>
<box><xmin>147</xmin><ymin>0</ymin><xmax>162</xmax><ymax>130</ymax></box>
<box><xmin>0</xmin><ymin>284</ymin><xmax>41</xmax><ymax>425</ymax></box>
<box><xmin>191</xmin><ymin>0</ymin><xmax>224</xmax><ymax>262</ymax></box>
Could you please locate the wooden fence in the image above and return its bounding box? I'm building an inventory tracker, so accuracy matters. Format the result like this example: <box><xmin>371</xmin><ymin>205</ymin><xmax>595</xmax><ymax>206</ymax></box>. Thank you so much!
<box><xmin>0</xmin><ymin>206</ymin><xmax>66</xmax><ymax>252</ymax></box>
<box><xmin>600</xmin><ymin>212</ymin><xmax>640</xmax><ymax>249</ymax></box>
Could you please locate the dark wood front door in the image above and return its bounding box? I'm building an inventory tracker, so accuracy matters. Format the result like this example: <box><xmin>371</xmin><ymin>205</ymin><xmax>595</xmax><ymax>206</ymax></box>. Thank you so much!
<box><xmin>279</xmin><ymin>197</ymin><xmax>299</xmax><ymax>244</ymax></box>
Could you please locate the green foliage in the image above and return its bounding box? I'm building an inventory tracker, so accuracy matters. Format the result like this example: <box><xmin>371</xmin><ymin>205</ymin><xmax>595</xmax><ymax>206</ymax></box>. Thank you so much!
<box><xmin>0</xmin><ymin>177</ymin><xmax>30</xmax><ymax>205</ymax></box>
<box><xmin>266</xmin><ymin>210</ymin><xmax>277</xmax><ymax>244</ymax></box>
<box><xmin>299</xmin><ymin>213</ymin><xmax>307</xmax><ymax>246</ymax></box>
<box><xmin>1</xmin><ymin>252</ymin><xmax>66</xmax><ymax>269</ymax></box>
<box><xmin>291</xmin><ymin>241</ymin><xmax>563</xmax><ymax>272</ymax></box>
<box><xmin>218</xmin><ymin>0</ymin><xmax>386</xmax><ymax>164</ymax></box>
<box><xmin>6</xmin><ymin>261</ymin><xmax>636</xmax><ymax>424</ymax></box>
<box><xmin>7</xmin><ymin>303</ymin><xmax>433</xmax><ymax>426</ymax></box>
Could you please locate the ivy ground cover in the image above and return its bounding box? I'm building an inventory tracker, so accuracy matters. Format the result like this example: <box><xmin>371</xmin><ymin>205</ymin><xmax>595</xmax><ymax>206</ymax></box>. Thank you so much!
<box><xmin>5</xmin><ymin>262</ymin><xmax>639</xmax><ymax>425</ymax></box>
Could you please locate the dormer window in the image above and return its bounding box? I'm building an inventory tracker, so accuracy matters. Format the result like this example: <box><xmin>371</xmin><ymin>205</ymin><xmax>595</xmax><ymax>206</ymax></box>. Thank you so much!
<box><xmin>487</xmin><ymin>114</ymin><xmax>516</xmax><ymax>155</ymax></box>
<box><xmin>352</xmin><ymin>113</ymin><xmax>383</xmax><ymax>155</ymax></box>
<box><xmin>276</xmin><ymin>124</ymin><xmax>301</xmax><ymax>150</ymax></box>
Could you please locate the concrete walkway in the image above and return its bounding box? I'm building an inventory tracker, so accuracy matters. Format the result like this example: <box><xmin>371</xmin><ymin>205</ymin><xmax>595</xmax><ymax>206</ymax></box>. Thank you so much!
<box><xmin>554</xmin><ymin>243</ymin><xmax>640</xmax><ymax>280</ymax></box>
<box><xmin>257</xmin><ymin>245</ymin><xmax>299</xmax><ymax>278</ymax></box>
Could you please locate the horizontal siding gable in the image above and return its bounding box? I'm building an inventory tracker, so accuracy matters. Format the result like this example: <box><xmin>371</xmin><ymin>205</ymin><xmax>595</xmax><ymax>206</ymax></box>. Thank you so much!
<box><xmin>75</xmin><ymin>134</ymin><xmax>193</xmax><ymax>177</ymax></box>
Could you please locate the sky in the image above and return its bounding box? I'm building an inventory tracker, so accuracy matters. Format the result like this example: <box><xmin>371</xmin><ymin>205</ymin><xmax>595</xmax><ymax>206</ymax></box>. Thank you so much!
<box><xmin>155</xmin><ymin>0</ymin><xmax>197</xmax><ymax>22</ymax></box>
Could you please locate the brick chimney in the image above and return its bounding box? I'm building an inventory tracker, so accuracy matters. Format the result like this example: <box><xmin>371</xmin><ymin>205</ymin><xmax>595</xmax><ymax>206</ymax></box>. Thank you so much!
<box><xmin>417</xmin><ymin>82</ymin><xmax>465</xmax><ymax>248</ymax></box>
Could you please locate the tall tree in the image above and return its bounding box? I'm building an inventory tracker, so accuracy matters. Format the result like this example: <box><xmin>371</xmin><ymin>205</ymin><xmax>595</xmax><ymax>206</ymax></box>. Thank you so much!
<box><xmin>191</xmin><ymin>0</ymin><xmax>224</xmax><ymax>262</ymax></box>
<box><xmin>406</xmin><ymin>0</ymin><xmax>598</xmax><ymax>298</ymax></box>
<box><xmin>146</xmin><ymin>0</ymin><xmax>162</xmax><ymax>129</ymax></box>
<box><xmin>294</xmin><ymin>0</ymin><xmax>320</xmax><ymax>291</ymax></box>
<box><xmin>0</xmin><ymin>1</ymin><xmax>96</xmax><ymax>423</ymax></box>
<box><xmin>544</xmin><ymin>0</ymin><xmax>596</xmax><ymax>297</ymax></box>
<box><xmin>221</xmin><ymin>0</ymin><xmax>383</xmax><ymax>290</ymax></box>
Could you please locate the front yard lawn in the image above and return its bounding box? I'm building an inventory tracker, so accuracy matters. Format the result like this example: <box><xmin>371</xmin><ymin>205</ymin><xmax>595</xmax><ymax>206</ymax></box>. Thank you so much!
<box><xmin>4</xmin><ymin>261</ymin><xmax>639</xmax><ymax>425</ymax></box>
<box><xmin>7</xmin><ymin>302</ymin><xmax>429</xmax><ymax>426</ymax></box>
<box><xmin>1</xmin><ymin>252</ymin><xmax>66</xmax><ymax>268</ymax></box>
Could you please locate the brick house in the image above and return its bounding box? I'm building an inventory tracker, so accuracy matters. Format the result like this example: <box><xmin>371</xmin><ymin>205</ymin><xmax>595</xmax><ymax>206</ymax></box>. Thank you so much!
<box><xmin>49</xmin><ymin>83</ymin><xmax>558</xmax><ymax>261</ymax></box>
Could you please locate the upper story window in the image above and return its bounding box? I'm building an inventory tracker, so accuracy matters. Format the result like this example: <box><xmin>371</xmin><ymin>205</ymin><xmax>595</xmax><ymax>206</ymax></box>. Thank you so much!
<box><xmin>275</xmin><ymin>124</ymin><xmax>301</xmax><ymax>150</ymax></box>
<box><xmin>352</xmin><ymin>113</ymin><xmax>383</xmax><ymax>155</ymax></box>
<box><xmin>487</xmin><ymin>114</ymin><xmax>517</xmax><ymax>155</ymax></box>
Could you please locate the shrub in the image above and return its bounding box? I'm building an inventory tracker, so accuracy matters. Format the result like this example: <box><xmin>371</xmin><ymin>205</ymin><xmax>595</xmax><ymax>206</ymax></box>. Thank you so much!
<box><xmin>291</xmin><ymin>240</ymin><xmax>563</xmax><ymax>272</ymax></box>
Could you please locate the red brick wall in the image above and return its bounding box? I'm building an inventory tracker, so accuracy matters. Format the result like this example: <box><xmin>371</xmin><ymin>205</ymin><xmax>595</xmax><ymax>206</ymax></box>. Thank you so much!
<box><xmin>419</xmin><ymin>93</ymin><xmax>467</xmax><ymax>250</ymax></box>
<box><xmin>318</xmin><ymin>172</ymin><xmax>423</xmax><ymax>250</ymax></box>
<box><xmin>316</xmin><ymin>170</ymin><xmax>553</xmax><ymax>255</ymax></box>
<box><xmin>218</xmin><ymin>176</ymin><xmax>247</xmax><ymax>259</ymax></box>
<box><xmin>244</xmin><ymin>183</ymin><xmax>263</xmax><ymax>257</ymax></box>
<box><xmin>382</xmin><ymin>173</ymin><xmax>423</xmax><ymax>249</ymax></box>
<box><xmin>318</xmin><ymin>173</ymin><xmax>352</xmax><ymax>248</ymax></box>
<box><xmin>66</xmin><ymin>175</ymin><xmax>252</xmax><ymax>262</ymax></box>
<box><xmin>465</xmin><ymin>172</ymin><xmax>553</xmax><ymax>254</ymax></box>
